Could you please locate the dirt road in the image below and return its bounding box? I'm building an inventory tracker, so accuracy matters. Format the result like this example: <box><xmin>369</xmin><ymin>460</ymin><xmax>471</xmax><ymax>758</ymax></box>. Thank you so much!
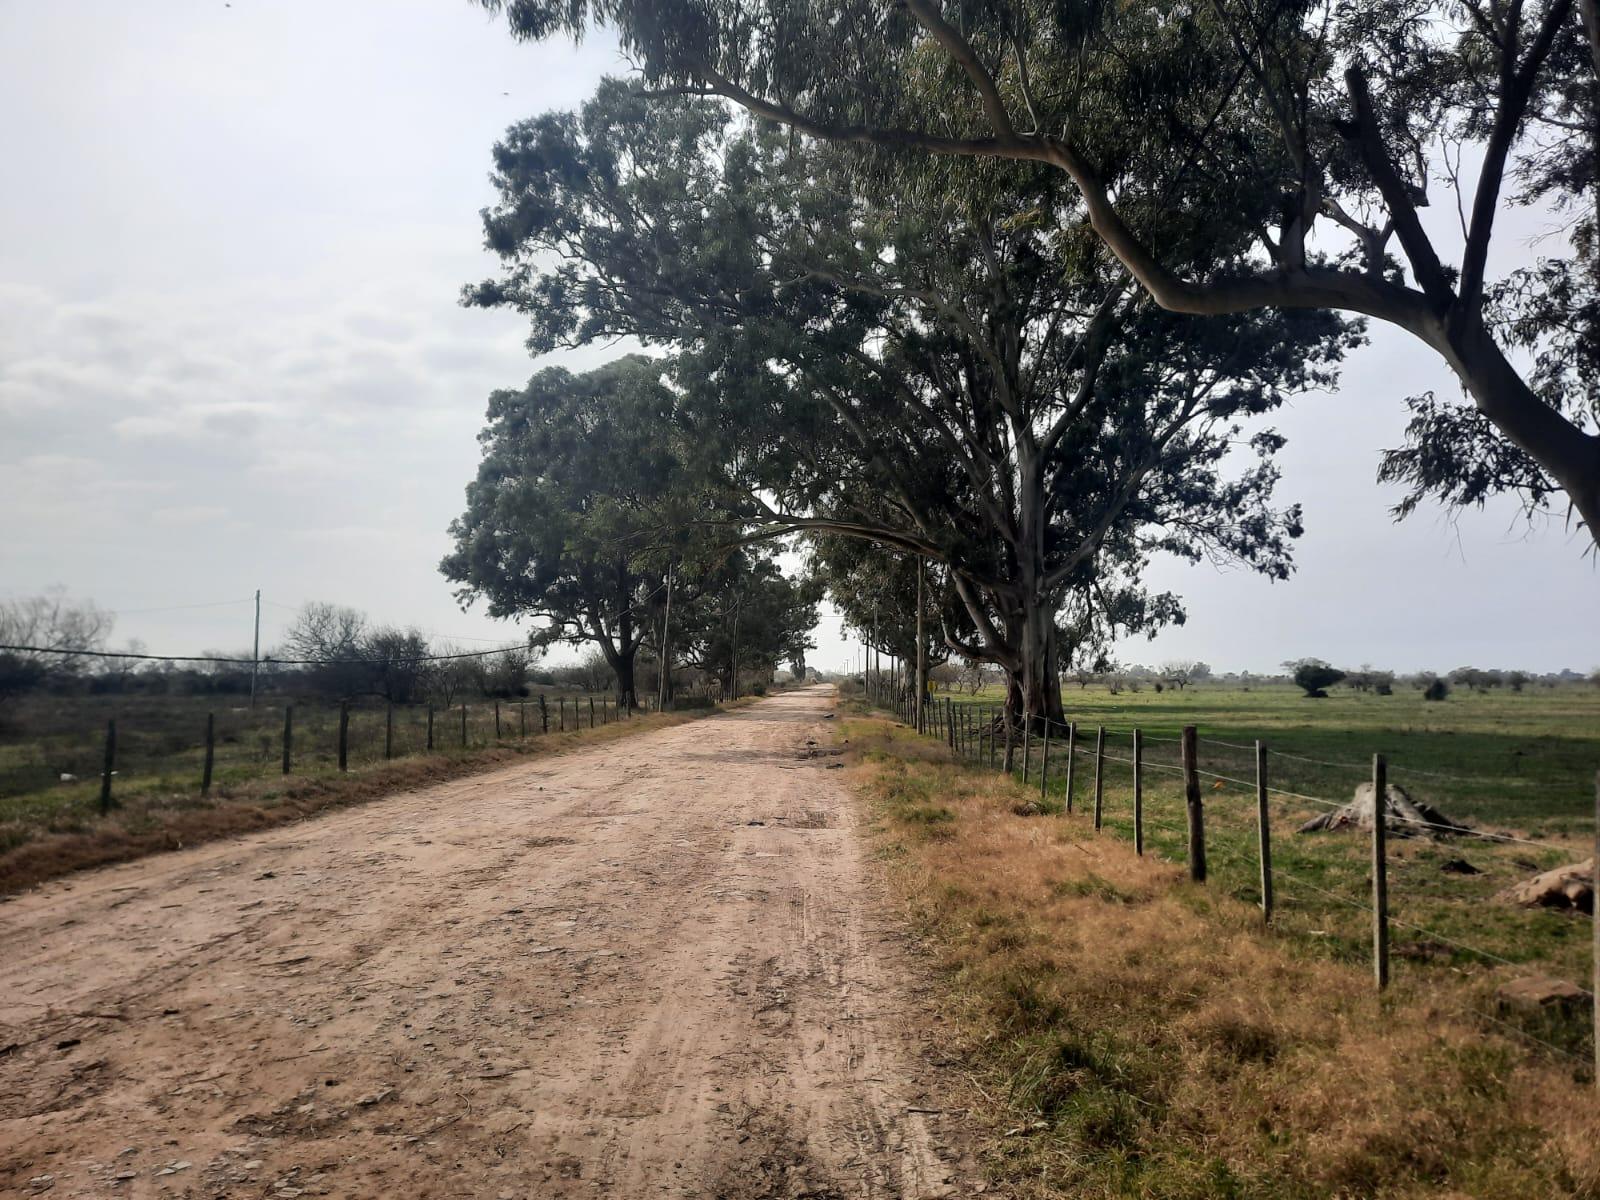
<box><xmin>0</xmin><ymin>687</ymin><xmax>976</xmax><ymax>1199</ymax></box>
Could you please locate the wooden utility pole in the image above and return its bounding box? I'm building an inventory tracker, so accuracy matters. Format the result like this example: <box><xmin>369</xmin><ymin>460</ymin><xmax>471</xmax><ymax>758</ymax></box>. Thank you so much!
<box><xmin>658</xmin><ymin>558</ymin><xmax>674</xmax><ymax>712</ymax></box>
<box><xmin>729</xmin><ymin>593</ymin><xmax>741</xmax><ymax>701</ymax></box>
<box><xmin>914</xmin><ymin>560</ymin><xmax>925</xmax><ymax>735</ymax></box>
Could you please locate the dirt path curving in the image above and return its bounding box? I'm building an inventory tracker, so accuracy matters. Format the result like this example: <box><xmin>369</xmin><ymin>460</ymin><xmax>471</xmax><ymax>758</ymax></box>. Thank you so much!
<box><xmin>0</xmin><ymin>687</ymin><xmax>978</xmax><ymax>1198</ymax></box>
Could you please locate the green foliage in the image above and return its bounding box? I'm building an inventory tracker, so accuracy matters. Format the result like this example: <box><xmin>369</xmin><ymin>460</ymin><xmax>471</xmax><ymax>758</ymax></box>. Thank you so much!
<box><xmin>1283</xmin><ymin>658</ymin><xmax>1347</xmax><ymax>698</ymax></box>
<box><xmin>441</xmin><ymin>356</ymin><xmax>704</xmax><ymax>704</ymax></box>
<box><xmin>465</xmin><ymin>79</ymin><xmax>1354</xmax><ymax>722</ymax></box>
<box><xmin>476</xmin><ymin>0</ymin><xmax>1600</xmax><ymax>538</ymax></box>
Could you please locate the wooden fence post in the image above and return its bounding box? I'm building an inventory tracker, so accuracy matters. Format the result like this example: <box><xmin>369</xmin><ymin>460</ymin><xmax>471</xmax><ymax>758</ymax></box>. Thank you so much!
<box><xmin>385</xmin><ymin>703</ymin><xmax>394</xmax><ymax>760</ymax></box>
<box><xmin>539</xmin><ymin>693</ymin><xmax>549</xmax><ymax>733</ymax></box>
<box><xmin>338</xmin><ymin>703</ymin><xmax>349</xmax><ymax>773</ymax></box>
<box><xmin>1372</xmin><ymin>753</ymin><xmax>1389</xmax><ymax>990</ymax></box>
<box><xmin>202</xmin><ymin>712</ymin><xmax>215</xmax><ymax>796</ymax></box>
<box><xmin>99</xmin><ymin>718</ymin><xmax>116</xmax><ymax>813</ymax></box>
<box><xmin>1256</xmin><ymin>741</ymin><xmax>1273</xmax><ymax>924</ymax></box>
<box><xmin>460</xmin><ymin>703</ymin><xmax>467</xmax><ymax>748</ymax></box>
<box><xmin>1064</xmin><ymin>722</ymin><xmax>1076</xmax><ymax>813</ymax></box>
<box><xmin>494</xmin><ymin>701</ymin><xmax>501</xmax><ymax>739</ymax></box>
<box><xmin>282</xmin><ymin>704</ymin><xmax>293</xmax><ymax>775</ymax></box>
<box><xmin>1182</xmin><ymin>725</ymin><xmax>1205</xmax><ymax>883</ymax></box>
<box><xmin>560</xmin><ymin>697</ymin><xmax>566</xmax><ymax>732</ymax></box>
<box><xmin>1132</xmin><ymin>728</ymin><xmax>1144</xmax><ymax>855</ymax></box>
<box><xmin>589</xmin><ymin>697</ymin><xmax>596</xmax><ymax>728</ymax></box>
<box><xmin>1093</xmin><ymin>726</ymin><xmax>1106</xmax><ymax>831</ymax></box>
<box><xmin>1022</xmin><ymin>714</ymin><xmax>1032</xmax><ymax>784</ymax></box>
<box><xmin>1002</xmin><ymin>709</ymin><xmax>1014</xmax><ymax>774</ymax></box>
<box><xmin>1039</xmin><ymin>718</ymin><xmax>1052</xmax><ymax>800</ymax></box>
<box><xmin>426</xmin><ymin>705</ymin><xmax>434</xmax><ymax>752</ymax></box>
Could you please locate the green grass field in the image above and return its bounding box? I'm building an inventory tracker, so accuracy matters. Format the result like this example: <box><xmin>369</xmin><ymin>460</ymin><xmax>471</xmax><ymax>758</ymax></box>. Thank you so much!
<box><xmin>0</xmin><ymin>690</ymin><xmax>619</xmax><ymax>855</ymax></box>
<box><xmin>894</xmin><ymin>681</ymin><xmax>1600</xmax><ymax>1061</ymax></box>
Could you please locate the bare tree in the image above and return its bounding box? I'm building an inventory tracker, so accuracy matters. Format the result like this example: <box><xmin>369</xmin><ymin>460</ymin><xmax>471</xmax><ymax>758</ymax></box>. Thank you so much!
<box><xmin>0</xmin><ymin>589</ymin><xmax>114</xmax><ymax>703</ymax></box>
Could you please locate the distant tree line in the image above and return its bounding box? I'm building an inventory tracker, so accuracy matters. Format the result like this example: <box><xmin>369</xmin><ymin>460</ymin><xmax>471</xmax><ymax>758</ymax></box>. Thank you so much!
<box><xmin>0</xmin><ymin>592</ymin><xmax>722</xmax><ymax>712</ymax></box>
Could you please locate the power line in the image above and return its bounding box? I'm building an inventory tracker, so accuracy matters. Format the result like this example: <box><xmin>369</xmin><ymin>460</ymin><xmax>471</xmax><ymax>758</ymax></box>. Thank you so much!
<box><xmin>111</xmin><ymin>596</ymin><xmax>258</xmax><ymax>615</ymax></box>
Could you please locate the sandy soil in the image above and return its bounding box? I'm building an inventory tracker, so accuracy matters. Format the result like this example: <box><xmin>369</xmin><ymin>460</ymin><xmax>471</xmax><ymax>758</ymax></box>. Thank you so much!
<box><xmin>0</xmin><ymin>687</ymin><xmax>978</xmax><ymax>1199</ymax></box>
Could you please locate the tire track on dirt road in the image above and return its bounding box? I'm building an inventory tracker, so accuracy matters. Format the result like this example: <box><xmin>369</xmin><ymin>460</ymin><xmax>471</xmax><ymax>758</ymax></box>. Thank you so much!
<box><xmin>0</xmin><ymin>686</ymin><xmax>980</xmax><ymax>1198</ymax></box>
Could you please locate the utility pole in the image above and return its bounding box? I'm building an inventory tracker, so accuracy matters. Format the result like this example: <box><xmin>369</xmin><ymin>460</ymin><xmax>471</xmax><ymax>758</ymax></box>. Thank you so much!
<box><xmin>871</xmin><ymin>604</ymin><xmax>878</xmax><ymax>699</ymax></box>
<box><xmin>914</xmin><ymin>559</ymin><xmax>925</xmax><ymax>734</ymax></box>
<box><xmin>657</xmin><ymin>559</ymin><xmax>673</xmax><ymax>711</ymax></box>
<box><xmin>249</xmin><ymin>588</ymin><xmax>261</xmax><ymax>708</ymax></box>
<box><xmin>729</xmin><ymin>592</ymin><xmax>742</xmax><ymax>701</ymax></box>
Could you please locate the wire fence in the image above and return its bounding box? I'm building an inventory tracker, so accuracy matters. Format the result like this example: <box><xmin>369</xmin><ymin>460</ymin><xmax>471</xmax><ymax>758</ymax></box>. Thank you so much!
<box><xmin>866</xmin><ymin>676</ymin><xmax>1600</xmax><ymax>1078</ymax></box>
<box><xmin>0</xmin><ymin>690</ymin><xmax>648</xmax><ymax>823</ymax></box>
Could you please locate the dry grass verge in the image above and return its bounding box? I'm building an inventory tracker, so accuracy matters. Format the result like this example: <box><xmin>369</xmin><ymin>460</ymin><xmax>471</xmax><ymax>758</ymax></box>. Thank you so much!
<box><xmin>0</xmin><ymin>708</ymin><xmax>714</xmax><ymax>895</ymax></box>
<box><xmin>845</xmin><ymin>712</ymin><xmax>1600</xmax><ymax>1199</ymax></box>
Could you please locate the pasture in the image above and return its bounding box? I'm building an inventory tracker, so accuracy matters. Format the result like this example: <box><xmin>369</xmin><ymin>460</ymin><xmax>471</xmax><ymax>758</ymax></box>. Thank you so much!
<box><xmin>912</xmin><ymin>681</ymin><xmax>1600</xmax><ymax>1059</ymax></box>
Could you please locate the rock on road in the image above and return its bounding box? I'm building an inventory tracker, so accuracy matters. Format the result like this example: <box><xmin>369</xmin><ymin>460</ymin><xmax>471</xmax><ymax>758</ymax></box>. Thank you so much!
<box><xmin>0</xmin><ymin>687</ymin><xmax>976</xmax><ymax>1198</ymax></box>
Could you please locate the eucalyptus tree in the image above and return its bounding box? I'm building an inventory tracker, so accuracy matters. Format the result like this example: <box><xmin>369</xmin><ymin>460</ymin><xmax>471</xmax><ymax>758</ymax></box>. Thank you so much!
<box><xmin>808</xmin><ymin>535</ymin><xmax>957</xmax><ymax>702</ymax></box>
<box><xmin>669</xmin><ymin>548</ymin><xmax>822</xmax><ymax>697</ymax></box>
<box><xmin>464</xmin><ymin>84</ymin><xmax>1351</xmax><ymax>722</ymax></box>
<box><xmin>479</xmin><ymin>0</ymin><xmax>1600</xmax><ymax>545</ymax></box>
<box><xmin>442</xmin><ymin>355</ymin><xmax>711</xmax><ymax>709</ymax></box>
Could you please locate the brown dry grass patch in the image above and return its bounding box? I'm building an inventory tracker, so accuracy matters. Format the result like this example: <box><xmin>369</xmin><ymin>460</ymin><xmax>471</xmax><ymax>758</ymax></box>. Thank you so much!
<box><xmin>0</xmin><ymin>709</ymin><xmax>710</xmax><ymax>895</ymax></box>
<box><xmin>846</xmin><ymin>715</ymin><xmax>1600</xmax><ymax>1199</ymax></box>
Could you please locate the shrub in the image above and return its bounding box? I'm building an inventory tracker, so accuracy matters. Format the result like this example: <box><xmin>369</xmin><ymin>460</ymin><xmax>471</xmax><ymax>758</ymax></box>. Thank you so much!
<box><xmin>1290</xmin><ymin>659</ymin><xmax>1345</xmax><ymax>698</ymax></box>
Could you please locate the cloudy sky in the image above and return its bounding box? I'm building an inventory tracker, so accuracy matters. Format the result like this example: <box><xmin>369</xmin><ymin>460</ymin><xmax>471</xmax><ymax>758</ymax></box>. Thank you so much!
<box><xmin>1</xmin><ymin>1</ymin><xmax>1594</xmax><ymax>675</ymax></box>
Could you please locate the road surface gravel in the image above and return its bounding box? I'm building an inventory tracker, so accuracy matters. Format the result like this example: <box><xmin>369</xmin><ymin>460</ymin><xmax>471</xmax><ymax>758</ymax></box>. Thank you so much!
<box><xmin>0</xmin><ymin>687</ymin><xmax>977</xmax><ymax>1198</ymax></box>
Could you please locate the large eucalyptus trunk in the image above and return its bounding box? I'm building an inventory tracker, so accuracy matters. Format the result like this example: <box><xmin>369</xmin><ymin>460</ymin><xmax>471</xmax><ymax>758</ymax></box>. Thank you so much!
<box><xmin>612</xmin><ymin>652</ymin><xmax>638</xmax><ymax>711</ymax></box>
